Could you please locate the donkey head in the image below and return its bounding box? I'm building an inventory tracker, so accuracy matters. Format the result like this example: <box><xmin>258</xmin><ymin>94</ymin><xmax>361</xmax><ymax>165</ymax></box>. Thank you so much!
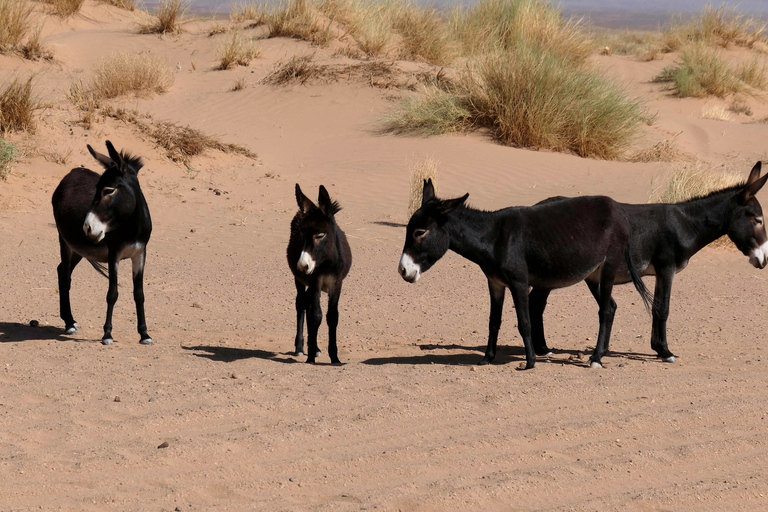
<box><xmin>398</xmin><ymin>179</ymin><xmax>468</xmax><ymax>283</ymax></box>
<box><xmin>727</xmin><ymin>162</ymin><xmax>768</xmax><ymax>269</ymax></box>
<box><xmin>293</xmin><ymin>184</ymin><xmax>342</xmax><ymax>275</ymax></box>
<box><xmin>83</xmin><ymin>141</ymin><xmax>144</xmax><ymax>243</ymax></box>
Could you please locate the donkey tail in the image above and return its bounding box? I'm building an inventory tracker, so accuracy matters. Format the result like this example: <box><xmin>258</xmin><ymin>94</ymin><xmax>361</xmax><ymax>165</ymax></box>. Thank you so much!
<box><xmin>625</xmin><ymin>242</ymin><xmax>654</xmax><ymax>315</ymax></box>
<box><xmin>88</xmin><ymin>259</ymin><xmax>109</xmax><ymax>279</ymax></box>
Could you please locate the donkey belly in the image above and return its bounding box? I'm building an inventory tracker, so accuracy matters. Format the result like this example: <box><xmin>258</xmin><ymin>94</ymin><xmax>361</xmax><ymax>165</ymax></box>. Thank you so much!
<box><xmin>528</xmin><ymin>261</ymin><xmax>602</xmax><ymax>289</ymax></box>
<box><xmin>65</xmin><ymin>240</ymin><xmax>109</xmax><ymax>263</ymax></box>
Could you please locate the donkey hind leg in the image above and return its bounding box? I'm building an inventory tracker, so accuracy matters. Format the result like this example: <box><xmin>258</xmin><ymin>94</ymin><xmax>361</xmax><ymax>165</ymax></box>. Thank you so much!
<box><xmin>57</xmin><ymin>238</ymin><xmax>82</xmax><ymax>335</ymax></box>
<box><xmin>509</xmin><ymin>280</ymin><xmax>536</xmax><ymax>369</ymax></box>
<box><xmin>326</xmin><ymin>283</ymin><xmax>343</xmax><ymax>364</ymax></box>
<box><xmin>529</xmin><ymin>287</ymin><xmax>553</xmax><ymax>356</ymax></box>
<box><xmin>132</xmin><ymin>250</ymin><xmax>152</xmax><ymax>345</ymax></box>
<box><xmin>305</xmin><ymin>284</ymin><xmax>323</xmax><ymax>364</ymax></box>
<box><xmin>101</xmin><ymin>254</ymin><xmax>119</xmax><ymax>345</ymax></box>
<box><xmin>294</xmin><ymin>279</ymin><xmax>308</xmax><ymax>356</ymax></box>
<box><xmin>588</xmin><ymin>267</ymin><xmax>619</xmax><ymax>369</ymax></box>
<box><xmin>650</xmin><ymin>267</ymin><xmax>676</xmax><ymax>362</ymax></box>
<box><xmin>479</xmin><ymin>279</ymin><xmax>506</xmax><ymax>365</ymax></box>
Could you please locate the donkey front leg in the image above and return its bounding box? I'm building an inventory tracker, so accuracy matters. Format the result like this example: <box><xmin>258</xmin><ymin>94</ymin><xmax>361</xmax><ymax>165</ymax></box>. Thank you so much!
<box><xmin>509</xmin><ymin>281</ymin><xmax>536</xmax><ymax>370</ymax></box>
<box><xmin>294</xmin><ymin>279</ymin><xmax>308</xmax><ymax>356</ymax></box>
<box><xmin>589</xmin><ymin>272</ymin><xmax>618</xmax><ymax>368</ymax></box>
<box><xmin>529</xmin><ymin>287</ymin><xmax>553</xmax><ymax>356</ymax></box>
<box><xmin>305</xmin><ymin>284</ymin><xmax>323</xmax><ymax>364</ymax></box>
<box><xmin>651</xmin><ymin>267</ymin><xmax>676</xmax><ymax>362</ymax></box>
<box><xmin>131</xmin><ymin>250</ymin><xmax>152</xmax><ymax>345</ymax></box>
<box><xmin>479</xmin><ymin>278</ymin><xmax>506</xmax><ymax>365</ymax></box>
<box><xmin>102</xmin><ymin>254</ymin><xmax>119</xmax><ymax>345</ymax></box>
<box><xmin>326</xmin><ymin>283</ymin><xmax>343</xmax><ymax>364</ymax></box>
<box><xmin>57</xmin><ymin>239</ymin><xmax>82</xmax><ymax>334</ymax></box>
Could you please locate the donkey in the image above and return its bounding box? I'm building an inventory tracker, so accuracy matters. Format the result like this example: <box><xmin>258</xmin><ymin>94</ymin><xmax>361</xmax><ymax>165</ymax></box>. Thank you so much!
<box><xmin>51</xmin><ymin>141</ymin><xmax>153</xmax><ymax>345</ymax></box>
<box><xmin>398</xmin><ymin>179</ymin><xmax>652</xmax><ymax>370</ymax></box>
<box><xmin>287</xmin><ymin>184</ymin><xmax>352</xmax><ymax>364</ymax></box>
<box><xmin>529</xmin><ymin>161</ymin><xmax>768</xmax><ymax>362</ymax></box>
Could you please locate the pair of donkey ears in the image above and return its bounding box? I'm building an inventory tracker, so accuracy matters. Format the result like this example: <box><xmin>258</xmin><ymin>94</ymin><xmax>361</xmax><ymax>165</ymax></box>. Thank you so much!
<box><xmin>421</xmin><ymin>178</ymin><xmax>469</xmax><ymax>216</ymax></box>
<box><xmin>87</xmin><ymin>140</ymin><xmax>143</xmax><ymax>175</ymax></box>
<box><xmin>296</xmin><ymin>184</ymin><xmax>342</xmax><ymax>217</ymax></box>
<box><xmin>740</xmin><ymin>161</ymin><xmax>768</xmax><ymax>205</ymax></box>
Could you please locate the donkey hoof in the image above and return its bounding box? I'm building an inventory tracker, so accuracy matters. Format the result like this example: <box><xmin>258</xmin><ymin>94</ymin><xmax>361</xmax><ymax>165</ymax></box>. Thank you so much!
<box><xmin>477</xmin><ymin>357</ymin><xmax>492</xmax><ymax>366</ymax></box>
<box><xmin>101</xmin><ymin>338</ymin><xmax>114</xmax><ymax>346</ymax></box>
<box><xmin>294</xmin><ymin>350</ymin><xmax>305</xmax><ymax>357</ymax></box>
<box><xmin>539</xmin><ymin>351</ymin><xmax>554</xmax><ymax>357</ymax></box>
<box><xmin>315</xmin><ymin>350</ymin><xmax>322</xmax><ymax>358</ymax></box>
<box><xmin>664</xmin><ymin>355</ymin><xmax>676</xmax><ymax>363</ymax></box>
<box><xmin>590</xmin><ymin>361</ymin><xmax>603</xmax><ymax>369</ymax></box>
<box><xmin>140</xmin><ymin>338</ymin><xmax>154</xmax><ymax>346</ymax></box>
<box><xmin>64</xmin><ymin>323</ymin><xmax>79</xmax><ymax>335</ymax></box>
<box><xmin>306</xmin><ymin>358</ymin><xmax>317</xmax><ymax>365</ymax></box>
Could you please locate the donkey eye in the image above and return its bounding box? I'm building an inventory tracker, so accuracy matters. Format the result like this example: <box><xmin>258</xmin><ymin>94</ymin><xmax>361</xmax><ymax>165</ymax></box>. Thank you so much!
<box><xmin>413</xmin><ymin>229</ymin><xmax>429</xmax><ymax>240</ymax></box>
<box><xmin>755</xmin><ymin>217</ymin><xmax>763</xmax><ymax>227</ymax></box>
<box><xmin>314</xmin><ymin>232</ymin><xmax>326</xmax><ymax>240</ymax></box>
<box><xmin>102</xmin><ymin>187</ymin><xmax>117</xmax><ymax>198</ymax></box>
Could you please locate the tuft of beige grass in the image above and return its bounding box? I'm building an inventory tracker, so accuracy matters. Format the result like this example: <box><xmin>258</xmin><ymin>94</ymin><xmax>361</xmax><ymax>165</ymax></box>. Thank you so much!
<box><xmin>73</xmin><ymin>53</ymin><xmax>174</xmax><ymax>104</ymax></box>
<box><xmin>384</xmin><ymin>85</ymin><xmax>472</xmax><ymax>136</ymax></box>
<box><xmin>261</xmin><ymin>53</ymin><xmax>323</xmax><ymax>85</ymax></box>
<box><xmin>0</xmin><ymin>75</ymin><xmax>41</xmax><ymax>134</ymax></box>
<box><xmin>21</xmin><ymin>24</ymin><xmax>53</xmax><ymax>61</ymax></box>
<box><xmin>230</xmin><ymin>1</ymin><xmax>266</xmax><ymax>23</ymax></box>
<box><xmin>0</xmin><ymin>0</ymin><xmax>32</xmax><ymax>53</ymax></box>
<box><xmin>230</xmin><ymin>76</ymin><xmax>247</xmax><ymax>91</ymax></box>
<box><xmin>141</xmin><ymin>0</ymin><xmax>188</xmax><ymax>35</ymax></box>
<box><xmin>218</xmin><ymin>31</ymin><xmax>260</xmax><ymax>70</ymax></box>
<box><xmin>41</xmin><ymin>0</ymin><xmax>86</xmax><ymax>17</ymax></box>
<box><xmin>628</xmin><ymin>138</ymin><xmax>682</xmax><ymax>163</ymax></box>
<box><xmin>701</xmin><ymin>104</ymin><xmax>731</xmax><ymax>121</ymax></box>
<box><xmin>96</xmin><ymin>0</ymin><xmax>136</xmax><ymax>10</ymax></box>
<box><xmin>407</xmin><ymin>157</ymin><xmax>439</xmax><ymax>218</ymax></box>
<box><xmin>267</xmin><ymin>0</ymin><xmax>332</xmax><ymax>46</ymax></box>
<box><xmin>661</xmin><ymin>5</ymin><xmax>766</xmax><ymax>51</ymax></box>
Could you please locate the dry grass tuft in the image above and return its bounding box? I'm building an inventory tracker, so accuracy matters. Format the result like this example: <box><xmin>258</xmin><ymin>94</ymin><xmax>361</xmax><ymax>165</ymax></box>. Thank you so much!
<box><xmin>628</xmin><ymin>138</ymin><xmax>683</xmax><ymax>163</ymax></box>
<box><xmin>21</xmin><ymin>24</ymin><xmax>53</xmax><ymax>61</ymax></box>
<box><xmin>72</xmin><ymin>53</ymin><xmax>174</xmax><ymax>104</ymax></box>
<box><xmin>96</xmin><ymin>0</ymin><xmax>136</xmax><ymax>10</ymax></box>
<box><xmin>218</xmin><ymin>31</ymin><xmax>260</xmax><ymax>70</ymax></box>
<box><xmin>41</xmin><ymin>0</ymin><xmax>86</xmax><ymax>17</ymax></box>
<box><xmin>407</xmin><ymin>157</ymin><xmax>439</xmax><ymax>218</ymax></box>
<box><xmin>230</xmin><ymin>1</ymin><xmax>266</xmax><ymax>23</ymax></box>
<box><xmin>729</xmin><ymin>96</ymin><xmax>753</xmax><ymax>116</ymax></box>
<box><xmin>662</xmin><ymin>5</ymin><xmax>766</xmax><ymax>51</ymax></box>
<box><xmin>141</xmin><ymin>0</ymin><xmax>188</xmax><ymax>35</ymax></box>
<box><xmin>267</xmin><ymin>0</ymin><xmax>332</xmax><ymax>46</ymax></box>
<box><xmin>384</xmin><ymin>85</ymin><xmax>472</xmax><ymax>135</ymax></box>
<box><xmin>231</xmin><ymin>76</ymin><xmax>247</xmax><ymax>91</ymax></box>
<box><xmin>0</xmin><ymin>0</ymin><xmax>32</xmax><ymax>53</ymax></box>
<box><xmin>261</xmin><ymin>53</ymin><xmax>324</xmax><ymax>85</ymax></box>
<box><xmin>0</xmin><ymin>138</ymin><xmax>17</xmax><ymax>179</ymax></box>
<box><xmin>0</xmin><ymin>75</ymin><xmax>41</xmax><ymax>134</ymax></box>
<box><xmin>701</xmin><ymin>104</ymin><xmax>732</xmax><ymax>121</ymax></box>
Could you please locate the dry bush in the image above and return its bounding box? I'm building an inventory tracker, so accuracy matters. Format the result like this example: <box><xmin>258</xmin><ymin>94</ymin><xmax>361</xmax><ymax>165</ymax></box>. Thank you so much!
<box><xmin>0</xmin><ymin>0</ymin><xmax>32</xmax><ymax>53</ymax></box>
<box><xmin>407</xmin><ymin>157</ymin><xmax>439</xmax><ymax>218</ymax></box>
<box><xmin>0</xmin><ymin>75</ymin><xmax>41</xmax><ymax>134</ymax></box>
<box><xmin>74</xmin><ymin>53</ymin><xmax>174</xmax><ymax>103</ymax></box>
<box><xmin>218</xmin><ymin>31</ymin><xmax>260</xmax><ymax>70</ymax></box>
<box><xmin>735</xmin><ymin>57</ymin><xmax>768</xmax><ymax>89</ymax></box>
<box><xmin>41</xmin><ymin>0</ymin><xmax>86</xmax><ymax>17</ymax></box>
<box><xmin>230</xmin><ymin>76</ymin><xmax>247</xmax><ymax>91</ymax></box>
<box><xmin>267</xmin><ymin>0</ymin><xmax>332</xmax><ymax>46</ymax></box>
<box><xmin>701</xmin><ymin>104</ymin><xmax>731</xmax><ymax>121</ymax></box>
<box><xmin>208</xmin><ymin>23</ymin><xmax>227</xmax><ymax>36</ymax></box>
<box><xmin>21</xmin><ymin>24</ymin><xmax>53</xmax><ymax>61</ymax></box>
<box><xmin>96</xmin><ymin>0</ymin><xmax>136</xmax><ymax>10</ymax></box>
<box><xmin>141</xmin><ymin>0</ymin><xmax>188</xmax><ymax>35</ymax></box>
<box><xmin>0</xmin><ymin>138</ymin><xmax>17</xmax><ymax>179</ymax></box>
<box><xmin>261</xmin><ymin>53</ymin><xmax>324</xmax><ymax>85</ymax></box>
<box><xmin>628</xmin><ymin>138</ymin><xmax>682</xmax><ymax>163</ymax></box>
<box><xmin>729</xmin><ymin>96</ymin><xmax>753</xmax><ymax>116</ymax></box>
<box><xmin>230</xmin><ymin>1</ymin><xmax>266</xmax><ymax>23</ymax></box>
<box><xmin>390</xmin><ymin>2</ymin><xmax>455</xmax><ymax>65</ymax></box>
<box><xmin>384</xmin><ymin>85</ymin><xmax>472</xmax><ymax>135</ymax></box>
<box><xmin>662</xmin><ymin>4</ymin><xmax>765</xmax><ymax>51</ymax></box>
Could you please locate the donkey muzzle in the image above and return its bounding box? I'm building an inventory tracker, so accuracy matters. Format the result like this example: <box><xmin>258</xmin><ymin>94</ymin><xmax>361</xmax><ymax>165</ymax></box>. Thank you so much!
<box><xmin>398</xmin><ymin>253</ymin><xmax>421</xmax><ymax>283</ymax></box>
<box><xmin>749</xmin><ymin>242</ymin><xmax>768</xmax><ymax>269</ymax></box>
<box><xmin>83</xmin><ymin>212</ymin><xmax>107</xmax><ymax>243</ymax></box>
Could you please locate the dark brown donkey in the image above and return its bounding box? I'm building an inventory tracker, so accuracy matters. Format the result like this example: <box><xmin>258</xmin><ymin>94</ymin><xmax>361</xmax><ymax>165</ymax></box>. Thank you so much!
<box><xmin>287</xmin><ymin>184</ymin><xmax>352</xmax><ymax>364</ymax></box>
<box><xmin>51</xmin><ymin>141</ymin><xmax>152</xmax><ymax>345</ymax></box>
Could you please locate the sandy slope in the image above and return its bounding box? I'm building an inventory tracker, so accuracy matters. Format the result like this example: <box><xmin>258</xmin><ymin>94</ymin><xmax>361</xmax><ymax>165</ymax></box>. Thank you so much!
<box><xmin>2</xmin><ymin>3</ymin><xmax>768</xmax><ymax>510</ymax></box>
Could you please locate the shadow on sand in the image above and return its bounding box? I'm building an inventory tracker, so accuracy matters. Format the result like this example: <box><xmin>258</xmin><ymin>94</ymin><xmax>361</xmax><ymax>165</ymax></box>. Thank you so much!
<box><xmin>0</xmin><ymin>322</ymin><xmax>71</xmax><ymax>343</ymax></box>
<box><xmin>182</xmin><ymin>344</ymin><xmax>315</xmax><ymax>364</ymax></box>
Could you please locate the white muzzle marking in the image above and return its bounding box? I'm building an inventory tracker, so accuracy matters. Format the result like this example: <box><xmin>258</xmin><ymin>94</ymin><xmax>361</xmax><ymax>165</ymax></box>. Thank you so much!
<box><xmin>749</xmin><ymin>242</ymin><xmax>768</xmax><ymax>269</ymax></box>
<box><xmin>297</xmin><ymin>251</ymin><xmax>316</xmax><ymax>275</ymax></box>
<box><xmin>398</xmin><ymin>253</ymin><xmax>421</xmax><ymax>283</ymax></box>
<box><xmin>83</xmin><ymin>212</ymin><xmax>107</xmax><ymax>243</ymax></box>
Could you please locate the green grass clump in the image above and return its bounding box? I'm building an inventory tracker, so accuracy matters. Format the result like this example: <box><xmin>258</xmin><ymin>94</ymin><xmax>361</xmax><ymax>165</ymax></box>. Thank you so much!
<box><xmin>0</xmin><ymin>138</ymin><xmax>17</xmax><ymax>179</ymax></box>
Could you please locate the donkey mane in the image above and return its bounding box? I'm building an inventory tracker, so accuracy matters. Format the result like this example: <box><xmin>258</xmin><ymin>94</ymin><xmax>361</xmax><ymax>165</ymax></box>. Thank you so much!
<box><xmin>92</xmin><ymin>150</ymin><xmax>144</xmax><ymax>173</ymax></box>
<box><xmin>676</xmin><ymin>181</ymin><xmax>747</xmax><ymax>204</ymax></box>
<box><xmin>325</xmin><ymin>199</ymin><xmax>342</xmax><ymax>216</ymax></box>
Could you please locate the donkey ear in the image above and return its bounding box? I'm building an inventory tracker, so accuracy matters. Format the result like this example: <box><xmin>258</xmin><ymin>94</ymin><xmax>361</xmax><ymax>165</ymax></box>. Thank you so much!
<box><xmin>422</xmin><ymin>179</ymin><xmax>436</xmax><ymax>205</ymax></box>
<box><xmin>437</xmin><ymin>193</ymin><xmax>469</xmax><ymax>216</ymax></box>
<box><xmin>739</xmin><ymin>173</ymin><xmax>768</xmax><ymax>205</ymax></box>
<box><xmin>747</xmin><ymin>161</ymin><xmax>762</xmax><ymax>184</ymax></box>
<box><xmin>295</xmin><ymin>184</ymin><xmax>315</xmax><ymax>214</ymax></box>
<box><xmin>318</xmin><ymin>185</ymin><xmax>341</xmax><ymax>217</ymax></box>
<box><xmin>87</xmin><ymin>144</ymin><xmax>114</xmax><ymax>169</ymax></box>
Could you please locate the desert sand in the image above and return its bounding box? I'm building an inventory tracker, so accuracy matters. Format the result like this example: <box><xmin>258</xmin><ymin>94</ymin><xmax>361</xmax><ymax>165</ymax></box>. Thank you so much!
<box><xmin>1</xmin><ymin>3</ymin><xmax>768</xmax><ymax>511</ymax></box>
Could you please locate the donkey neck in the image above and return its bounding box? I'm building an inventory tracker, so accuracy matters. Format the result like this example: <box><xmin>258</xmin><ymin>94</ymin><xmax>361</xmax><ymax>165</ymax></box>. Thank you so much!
<box><xmin>676</xmin><ymin>188</ymin><xmax>737</xmax><ymax>251</ymax></box>
<box><xmin>443</xmin><ymin>207</ymin><xmax>505</xmax><ymax>266</ymax></box>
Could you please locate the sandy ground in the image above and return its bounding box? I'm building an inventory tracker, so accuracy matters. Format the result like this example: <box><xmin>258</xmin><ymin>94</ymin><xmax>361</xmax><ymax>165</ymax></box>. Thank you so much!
<box><xmin>2</xmin><ymin>4</ymin><xmax>768</xmax><ymax>511</ymax></box>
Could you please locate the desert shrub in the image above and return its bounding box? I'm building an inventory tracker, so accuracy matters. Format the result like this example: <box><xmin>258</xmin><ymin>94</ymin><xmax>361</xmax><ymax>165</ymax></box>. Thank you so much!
<box><xmin>390</xmin><ymin>2</ymin><xmax>455</xmax><ymax>65</ymax></box>
<box><xmin>141</xmin><ymin>0</ymin><xmax>188</xmax><ymax>35</ymax></box>
<box><xmin>267</xmin><ymin>0</ymin><xmax>332</xmax><ymax>46</ymax></box>
<box><xmin>149</xmin><ymin>121</ymin><xmax>256</xmax><ymax>164</ymax></box>
<box><xmin>261</xmin><ymin>53</ymin><xmax>323</xmax><ymax>85</ymax></box>
<box><xmin>662</xmin><ymin>4</ymin><xmax>765</xmax><ymax>51</ymax></box>
<box><xmin>96</xmin><ymin>0</ymin><xmax>136</xmax><ymax>10</ymax></box>
<box><xmin>230</xmin><ymin>1</ymin><xmax>266</xmax><ymax>23</ymax></box>
<box><xmin>74</xmin><ymin>53</ymin><xmax>174</xmax><ymax>103</ymax></box>
<box><xmin>0</xmin><ymin>0</ymin><xmax>32</xmax><ymax>53</ymax></box>
<box><xmin>736</xmin><ymin>57</ymin><xmax>768</xmax><ymax>89</ymax></box>
<box><xmin>0</xmin><ymin>75</ymin><xmax>41</xmax><ymax>134</ymax></box>
<box><xmin>41</xmin><ymin>0</ymin><xmax>86</xmax><ymax>17</ymax></box>
<box><xmin>218</xmin><ymin>31</ymin><xmax>260</xmax><ymax>70</ymax></box>
<box><xmin>21</xmin><ymin>24</ymin><xmax>53</xmax><ymax>61</ymax></box>
<box><xmin>384</xmin><ymin>85</ymin><xmax>472</xmax><ymax>136</ymax></box>
<box><xmin>628</xmin><ymin>139</ymin><xmax>682</xmax><ymax>163</ymax></box>
<box><xmin>407</xmin><ymin>157</ymin><xmax>439</xmax><ymax>218</ymax></box>
<box><xmin>0</xmin><ymin>138</ymin><xmax>17</xmax><ymax>179</ymax></box>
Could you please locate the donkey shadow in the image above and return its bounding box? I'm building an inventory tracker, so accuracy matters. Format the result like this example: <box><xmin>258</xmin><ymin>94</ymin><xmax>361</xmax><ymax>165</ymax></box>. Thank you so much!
<box><xmin>182</xmin><ymin>345</ymin><xmax>300</xmax><ymax>364</ymax></box>
<box><xmin>0</xmin><ymin>322</ymin><xmax>70</xmax><ymax>343</ymax></box>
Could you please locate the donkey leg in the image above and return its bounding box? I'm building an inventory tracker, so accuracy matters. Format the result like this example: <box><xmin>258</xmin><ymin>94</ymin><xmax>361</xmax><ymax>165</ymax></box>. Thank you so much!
<box><xmin>305</xmin><ymin>285</ymin><xmax>323</xmax><ymax>364</ymax></box>
<box><xmin>326</xmin><ymin>283</ymin><xmax>343</xmax><ymax>364</ymax></box>
<box><xmin>589</xmin><ymin>271</ymin><xmax>618</xmax><ymax>368</ymax></box>
<box><xmin>102</xmin><ymin>255</ymin><xmax>119</xmax><ymax>345</ymax></box>
<box><xmin>586</xmin><ymin>281</ymin><xmax>617</xmax><ymax>352</ymax></box>
<box><xmin>509</xmin><ymin>281</ymin><xmax>536</xmax><ymax>369</ymax></box>
<box><xmin>651</xmin><ymin>267</ymin><xmax>676</xmax><ymax>362</ymax></box>
<box><xmin>131</xmin><ymin>250</ymin><xmax>152</xmax><ymax>345</ymax></box>
<box><xmin>479</xmin><ymin>278</ymin><xmax>505</xmax><ymax>365</ymax></box>
<box><xmin>294</xmin><ymin>279</ymin><xmax>307</xmax><ymax>356</ymax></box>
<box><xmin>529</xmin><ymin>287</ymin><xmax>553</xmax><ymax>356</ymax></box>
<box><xmin>57</xmin><ymin>239</ymin><xmax>82</xmax><ymax>334</ymax></box>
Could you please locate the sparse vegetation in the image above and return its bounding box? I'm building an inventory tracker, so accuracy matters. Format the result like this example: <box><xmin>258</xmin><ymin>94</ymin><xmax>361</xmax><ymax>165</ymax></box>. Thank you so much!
<box><xmin>230</xmin><ymin>1</ymin><xmax>266</xmax><ymax>23</ymax></box>
<box><xmin>0</xmin><ymin>76</ymin><xmax>41</xmax><ymax>134</ymax></box>
<box><xmin>701</xmin><ymin>104</ymin><xmax>731</xmax><ymax>121</ymax></box>
<box><xmin>21</xmin><ymin>24</ymin><xmax>53</xmax><ymax>61</ymax></box>
<box><xmin>0</xmin><ymin>138</ymin><xmax>17</xmax><ymax>179</ymax></box>
<box><xmin>661</xmin><ymin>4</ymin><xmax>766</xmax><ymax>51</ymax></box>
<box><xmin>267</xmin><ymin>0</ymin><xmax>332</xmax><ymax>46</ymax></box>
<box><xmin>96</xmin><ymin>0</ymin><xmax>136</xmax><ymax>10</ymax></box>
<box><xmin>408</xmin><ymin>157</ymin><xmax>439</xmax><ymax>218</ymax></box>
<box><xmin>230</xmin><ymin>76</ymin><xmax>247</xmax><ymax>91</ymax></box>
<box><xmin>218</xmin><ymin>31</ymin><xmax>260</xmax><ymax>70</ymax></box>
<box><xmin>384</xmin><ymin>86</ymin><xmax>472</xmax><ymax>136</ymax></box>
<box><xmin>261</xmin><ymin>53</ymin><xmax>324</xmax><ymax>85</ymax></box>
<box><xmin>141</xmin><ymin>0</ymin><xmax>188</xmax><ymax>35</ymax></box>
<box><xmin>0</xmin><ymin>0</ymin><xmax>32</xmax><ymax>53</ymax></box>
<box><xmin>71</xmin><ymin>53</ymin><xmax>174</xmax><ymax>105</ymax></box>
<box><xmin>629</xmin><ymin>138</ymin><xmax>683</xmax><ymax>163</ymax></box>
<box><xmin>41</xmin><ymin>0</ymin><xmax>86</xmax><ymax>17</ymax></box>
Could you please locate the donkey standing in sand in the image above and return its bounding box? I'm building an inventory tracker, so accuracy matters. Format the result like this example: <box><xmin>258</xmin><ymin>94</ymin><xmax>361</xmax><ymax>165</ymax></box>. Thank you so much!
<box><xmin>398</xmin><ymin>179</ymin><xmax>652</xmax><ymax>370</ymax></box>
<box><xmin>51</xmin><ymin>141</ymin><xmax>153</xmax><ymax>345</ymax></box>
<box><xmin>529</xmin><ymin>161</ymin><xmax>768</xmax><ymax>362</ymax></box>
<box><xmin>287</xmin><ymin>184</ymin><xmax>352</xmax><ymax>364</ymax></box>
